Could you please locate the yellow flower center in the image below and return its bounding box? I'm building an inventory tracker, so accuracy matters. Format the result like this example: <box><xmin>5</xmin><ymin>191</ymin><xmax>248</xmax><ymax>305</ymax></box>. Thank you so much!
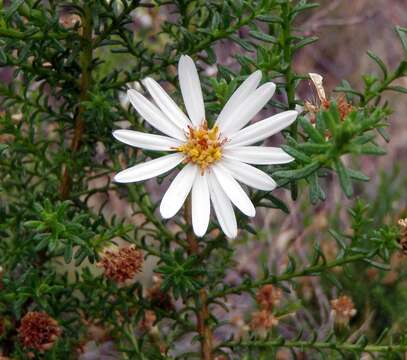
<box><xmin>176</xmin><ymin>122</ymin><xmax>225</xmax><ymax>171</ymax></box>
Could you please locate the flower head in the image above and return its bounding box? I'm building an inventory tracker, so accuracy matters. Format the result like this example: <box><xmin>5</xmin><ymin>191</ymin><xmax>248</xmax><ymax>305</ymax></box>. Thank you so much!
<box><xmin>18</xmin><ymin>312</ymin><xmax>61</xmax><ymax>351</ymax></box>
<box><xmin>250</xmin><ymin>310</ymin><xmax>279</xmax><ymax>337</ymax></box>
<box><xmin>330</xmin><ymin>295</ymin><xmax>357</xmax><ymax>325</ymax></box>
<box><xmin>113</xmin><ymin>55</ymin><xmax>297</xmax><ymax>238</ymax></box>
<box><xmin>256</xmin><ymin>284</ymin><xmax>283</xmax><ymax>311</ymax></box>
<box><xmin>398</xmin><ymin>218</ymin><xmax>407</xmax><ymax>254</ymax></box>
<box><xmin>97</xmin><ymin>245</ymin><xmax>144</xmax><ymax>283</ymax></box>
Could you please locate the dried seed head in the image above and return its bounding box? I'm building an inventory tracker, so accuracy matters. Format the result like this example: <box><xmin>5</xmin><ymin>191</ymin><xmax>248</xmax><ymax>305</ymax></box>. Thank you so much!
<box><xmin>147</xmin><ymin>275</ymin><xmax>174</xmax><ymax>311</ymax></box>
<box><xmin>331</xmin><ymin>296</ymin><xmax>357</xmax><ymax>325</ymax></box>
<box><xmin>59</xmin><ymin>13</ymin><xmax>82</xmax><ymax>29</ymax></box>
<box><xmin>97</xmin><ymin>245</ymin><xmax>143</xmax><ymax>283</ymax></box>
<box><xmin>398</xmin><ymin>218</ymin><xmax>407</xmax><ymax>255</ymax></box>
<box><xmin>337</xmin><ymin>94</ymin><xmax>353</xmax><ymax>120</ymax></box>
<box><xmin>18</xmin><ymin>312</ymin><xmax>61</xmax><ymax>351</ymax></box>
<box><xmin>256</xmin><ymin>285</ymin><xmax>283</xmax><ymax>311</ymax></box>
<box><xmin>250</xmin><ymin>310</ymin><xmax>279</xmax><ymax>337</ymax></box>
<box><xmin>139</xmin><ymin>310</ymin><xmax>157</xmax><ymax>332</ymax></box>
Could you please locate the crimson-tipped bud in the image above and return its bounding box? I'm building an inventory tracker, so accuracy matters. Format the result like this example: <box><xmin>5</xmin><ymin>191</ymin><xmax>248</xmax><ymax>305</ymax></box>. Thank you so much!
<box><xmin>97</xmin><ymin>245</ymin><xmax>144</xmax><ymax>283</ymax></box>
<box><xmin>18</xmin><ymin>312</ymin><xmax>61</xmax><ymax>351</ymax></box>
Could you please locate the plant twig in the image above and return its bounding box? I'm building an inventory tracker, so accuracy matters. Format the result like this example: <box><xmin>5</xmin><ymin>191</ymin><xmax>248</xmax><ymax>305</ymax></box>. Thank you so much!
<box><xmin>60</xmin><ymin>5</ymin><xmax>93</xmax><ymax>199</ymax></box>
<box><xmin>184</xmin><ymin>196</ymin><xmax>213</xmax><ymax>360</ymax></box>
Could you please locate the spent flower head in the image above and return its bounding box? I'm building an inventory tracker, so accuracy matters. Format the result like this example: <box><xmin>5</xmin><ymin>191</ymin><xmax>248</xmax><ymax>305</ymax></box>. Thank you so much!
<box><xmin>256</xmin><ymin>284</ymin><xmax>283</xmax><ymax>311</ymax></box>
<box><xmin>97</xmin><ymin>245</ymin><xmax>144</xmax><ymax>283</ymax></box>
<box><xmin>18</xmin><ymin>312</ymin><xmax>61</xmax><ymax>352</ymax></box>
<box><xmin>113</xmin><ymin>55</ymin><xmax>297</xmax><ymax>238</ymax></box>
<box><xmin>398</xmin><ymin>218</ymin><xmax>407</xmax><ymax>254</ymax></box>
<box><xmin>330</xmin><ymin>295</ymin><xmax>357</xmax><ymax>326</ymax></box>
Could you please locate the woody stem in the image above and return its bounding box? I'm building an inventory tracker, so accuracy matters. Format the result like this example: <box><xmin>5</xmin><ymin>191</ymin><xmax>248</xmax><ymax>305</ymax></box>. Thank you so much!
<box><xmin>184</xmin><ymin>196</ymin><xmax>213</xmax><ymax>360</ymax></box>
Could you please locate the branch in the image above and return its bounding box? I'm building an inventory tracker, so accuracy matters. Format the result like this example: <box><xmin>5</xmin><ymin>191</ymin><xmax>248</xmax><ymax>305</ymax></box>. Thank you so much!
<box><xmin>227</xmin><ymin>339</ymin><xmax>407</xmax><ymax>354</ymax></box>
<box><xmin>210</xmin><ymin>253</ymin><xmax>366</xmax><ymax>299</ymax></box>
<box><xmin>60</xmin><ymin>6</ymin><xmax>93</xmax><ymax>199</ymax></box>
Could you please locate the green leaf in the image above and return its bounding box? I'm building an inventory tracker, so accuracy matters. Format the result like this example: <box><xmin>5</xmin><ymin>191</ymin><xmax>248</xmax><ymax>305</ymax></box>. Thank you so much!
<box><xmin>329</xmin><ymin>229</ymin><xmax>348</xmax><ymax>249</ymax></box>
<box><xmin>263</xmin><ymin>194</ymin><xmax>290</xmax><ymax>214</ymax></box>
<box><xmin>273</xmin><ymin>161</ymin><xmax>321</xmax><ymax>180</ymax></box>
<box><xmin>396</xmin><ymin>26</ymin><xmax>407</xmax><ymax>55</ymax></box>
<box><xmin>347</xmin><ymin>168</ymin><xmax>369</xmax><ymax>182</ymax></box>
<box><xmin>229</xmin><ymin>35</ymin><xmax>255</xmax><ymax>52</ymax></box>
<box><xmin>297</xmin><ymin>143</ymin><xmax>330</xmax><ymax>154</ymax></box>
<box><xmin>353</xmin><ymin>143</ymin><xmax>386</xmax><ymax>155</ymax></box>
<box><xmin>281</xmin><ymin>145</ymin><xmax>311</xmax><ymax>163</ymax></box>
<box><xmin>256</xmin><ymin>15</ymin><xmax>282</xmax><ymax>24</ymax></box>
<box><xmin>385</xmin><ymin>85</ymin><xmax>407</xmax><ymax>94</ymax></box>
<box><xmin>249</xmin><ymin>30</ymin><xmax>277</xmax><ymax>43</ymax></box>
<box><xmin>308</xmin><ymin>172</ymin><xmax>325</xmax><ymax>204</ymax></box>
<box><xmin>363</xmin><ymin>258</ymin><xmax>390</xmax><ymax>271</ymax></box>
<box><xmin>4</xmin><ymin>0</ymin><xmax>25</xmax><ymax>20</ymax></box>
<box><xmin>367</xmin><ymin>50</ymin><xmax>388</xmax><ymax>79</ymax></box>
<box><xmin>64</xmin><ymin>242</ymin><xmax>73</xmax><ymax>264</ymax></box>
<box><xmin>299</xmin><ymin>116</ymin><xmax>325</xmax><ymax>143</ymax></box>
<box><xmin>334</xmin><ymin>158</ymin><xmax>353</xmax><ymax>198</ymax></box>
<box><xmin>294</xmin><ymin>36</ymin><xmax>318</xmax><ymax>50</ymax></box>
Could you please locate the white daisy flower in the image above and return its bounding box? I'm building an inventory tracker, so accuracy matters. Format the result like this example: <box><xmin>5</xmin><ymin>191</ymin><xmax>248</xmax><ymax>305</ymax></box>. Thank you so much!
<box><xmin>113</xmin><ymin>55</ymin><xmax>298</xmax><ymax>238</ymax></box>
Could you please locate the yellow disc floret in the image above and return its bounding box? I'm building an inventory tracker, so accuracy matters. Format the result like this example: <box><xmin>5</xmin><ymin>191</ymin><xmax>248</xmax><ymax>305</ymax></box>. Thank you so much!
<box><xmin>177</xmin><ymin>122</ymin><xmax>225</xmax><ymax>171</ymax></box>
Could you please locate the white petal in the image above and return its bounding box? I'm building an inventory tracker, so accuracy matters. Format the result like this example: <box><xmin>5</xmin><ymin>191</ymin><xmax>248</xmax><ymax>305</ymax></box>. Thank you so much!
<box><xmin>208</xmin><ymin>174</ymin><xmax>237</xmax><ymax>239</ymax></box>
<box><xmin>224</xmin><ymin>146</ymin><xmax>294</xmax><ymax>165</ymax></box>
<box><xmin>178</xmin><ymin>55</ymin><xmax>205</xmax><ymax>126</ymax></box>
<box><xmin>114</xmin><ymin>153</ymin><xmax>183</xmax><ymax>183</ymax></box>
<box><xmin>219</xmin><ymin>82</ymin><xmax>276</xmax><ymax>136</ymax></box>
<box><xmin>127</xmin><ymin>89</ymin><xmax>186</xmax><ymax>140</ymax></box>
<box><xmin>216</xmin><ymin>71</ymin><xmax>262</xmax><ymax>128</ymax></box>
<box><xmin>191</xmin><ymin>172</ymin><xmax>210</xmax><ymax>237</ymax></box>
<box><xmin>227</xmin><ymin>110</ymin><xmax>298</xmax><ymax>147</ymax></box>
<box><xmin>212</xmin><ymin>163</ymin><xmax>255</xmax><ymax>217</ymax></box>
<box><xmin>221</xmin><ymin>158</ymin><xmax>277</xmax><ymax>191</ymax></box>
<box><xmin>113</xmin><ymin>129</ymin><xmax>181</xmax><ymax>151</ymax></box>
<box><xmin>143</xmin><ymin>77</ymin><xmax>192</xmax><ymax>130</ymax></box>
<box><xmin>160</xmin><ymin>164</ymin><xmax>198</xmax><ymax>219</ymax></box>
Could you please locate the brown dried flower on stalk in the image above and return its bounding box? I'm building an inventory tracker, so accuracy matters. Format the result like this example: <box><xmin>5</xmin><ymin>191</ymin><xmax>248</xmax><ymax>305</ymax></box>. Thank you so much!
<box><xmin>139</xmin><ymin>310</ymin><xmax>157</xmax><ymax>333</ymax></box>
<box><xmin>256</xmin><ymin>284</ymin><xmax>283</xmax><ymax>311</ymax></box>
<box><xmin>398</xmin><ymin>218</ymin><xmax>407</xmax><ymax>254</ymax></box>
<box><xmin>330</xmin><ymin>296</ymin><xmax>357</xmax><ymax>325</ymax></box>
<box><xmin>18</xmin><ymin>312</ymin><xmax>61</xmax><ymax>351</ymax></box>
<box><xmin>97</xmin><ymin>245</ymin><xmax>144</xmax><ymax>283</ymax></box>
<box><xmin>147</xmin><ymin>275</ymin><xmax>174</xmax><ymax>311</ymax></box>
<box><xmin>250</xmin><ymin>310</ymin><xmax>279</xmax><ymax>337</ymax></box>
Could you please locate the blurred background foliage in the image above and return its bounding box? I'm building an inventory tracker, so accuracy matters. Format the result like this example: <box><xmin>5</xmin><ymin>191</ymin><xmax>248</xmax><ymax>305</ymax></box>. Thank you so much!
<box><xmin>0</xmin><ymin>0</ymin><xmax>407</xmax><ymax>359</ymax></box>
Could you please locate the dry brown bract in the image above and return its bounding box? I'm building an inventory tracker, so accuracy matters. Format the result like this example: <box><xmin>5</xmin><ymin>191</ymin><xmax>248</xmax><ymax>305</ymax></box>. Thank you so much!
<box><xmin>330</xmin><ymin>295</ymin><xmax>357</xmax><ymax>325</ymax></box>
<box><xmin>18</xmin><ymin>312</ymin><xmax>61</xmax><ymax>351</ymax></box>
<box><xmin>250</xmin><ymin>310</ymin><xmax>279</xmax><ymax>337</ymax></box>
<box><xmin>398</xmin><ymin>218</ymin><xmax>407</xmax><ymax>254</ymax></box>
<box><xmin>256</xmin><ymin>284</ymin><xmax>283</xmax><ymax>311</ymax></box>
<box><xmin>97</xmin><ymin>245</ymin><xmax>143</xmax><ymax>283</ymax></box>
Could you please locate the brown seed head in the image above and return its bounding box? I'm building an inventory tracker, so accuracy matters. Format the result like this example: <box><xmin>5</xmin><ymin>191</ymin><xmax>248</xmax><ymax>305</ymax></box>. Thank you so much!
<box><xmin>147</xmin><ymin>275</ymin><xmax>174</xmax><ymax>311</ymax></box>
<box><xmin>337</xmin><ymin>94</ymin><xmax>353</xmax><ymax>120</ymax></box>
<box><xmin>59</xmin><ymin>13</ymin><xmax>82</xmax><ymax>29</ymax></box>
<box><xmin>256</xmin><ymin>285</ymin><xmax>282</xmax><ymax>311</ymax></box>
<box><xmin>250</xmin><ymin>310</ymin><xmax>279</xmax><ymax>336</ymax></box>
<box><xmin>331</xmin><ymin>296</ymin><xmax>357</xmax><ymax>325</ymax></box>
<box><xmin>398</xmin><ymin>218</ymin><xmax>407</xmax><ymax>255</ymax></box>
<box><xmin>139</xmin><ymin>310</ymin><xmax>157</xmax><ymax>332</ymax></box>
<box><xmin>98</xmin><ymin>245</ymin><xmax>143</xmax><ymax>283</ymax></box>
<box><xmin>18</xmin><ymin>312</ymin><xmax>61</xmax><ymax>351</ymax></box>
